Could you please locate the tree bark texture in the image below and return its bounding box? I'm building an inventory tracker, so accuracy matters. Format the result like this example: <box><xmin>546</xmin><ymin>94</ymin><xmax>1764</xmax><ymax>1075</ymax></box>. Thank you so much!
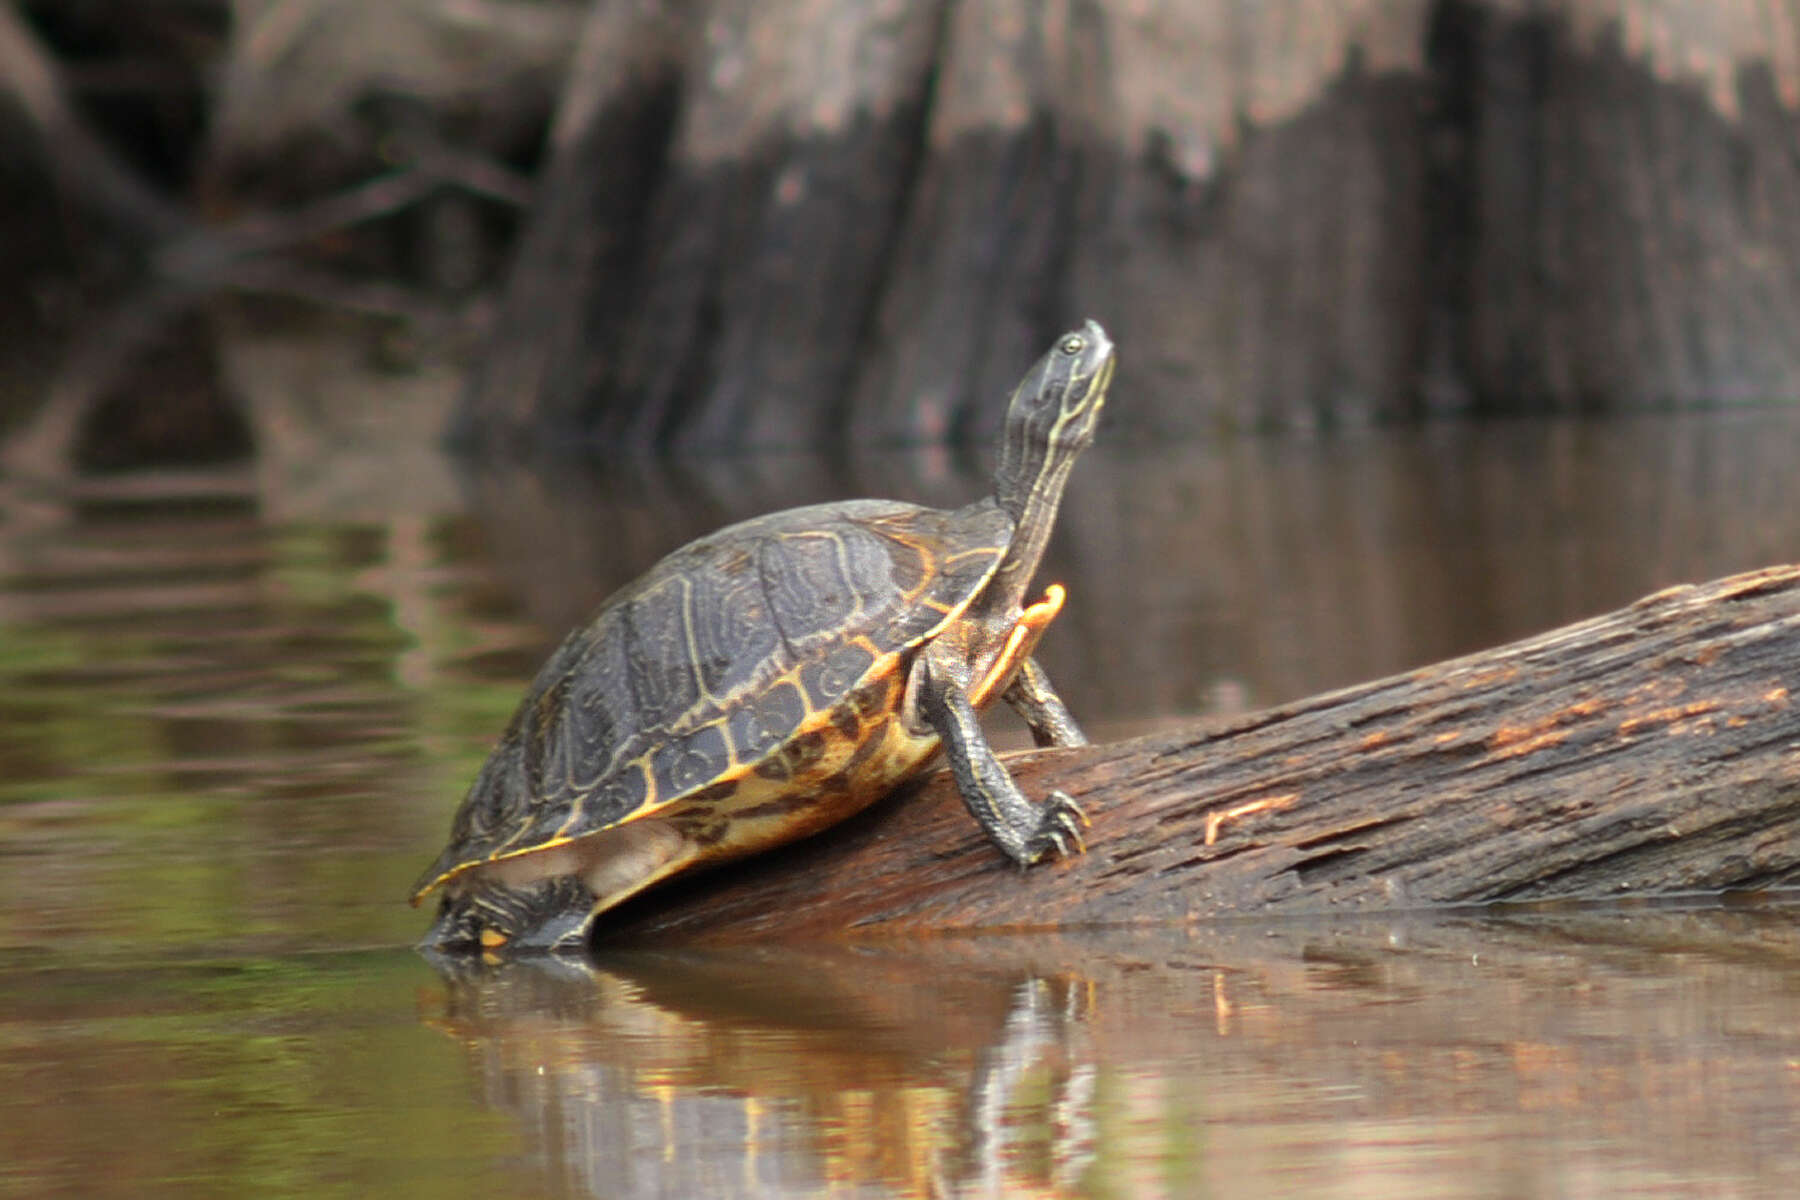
<box><xmin>593</xmin><ymin>564</ymin><xmax>1800</xmax><ymax>944</ymax></box>
<box><xmin>459</xmin><ymin>0</ymin><xmax>1800</xmax><ymax>449</ymax></box>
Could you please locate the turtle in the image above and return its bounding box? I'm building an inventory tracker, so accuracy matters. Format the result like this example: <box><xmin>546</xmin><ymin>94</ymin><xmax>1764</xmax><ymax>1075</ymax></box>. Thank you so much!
<box><xmin>412</xmin><ymin>320</ymin><xmax>1115</xmax><ymax>954</ymax></box>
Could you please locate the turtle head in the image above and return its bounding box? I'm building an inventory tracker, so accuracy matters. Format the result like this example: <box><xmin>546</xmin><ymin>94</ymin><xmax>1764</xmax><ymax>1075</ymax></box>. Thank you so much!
<box><xmin>994</xmin><ymin>320</ymin><xmax>1115</xmax><ymax>526</ymax></box>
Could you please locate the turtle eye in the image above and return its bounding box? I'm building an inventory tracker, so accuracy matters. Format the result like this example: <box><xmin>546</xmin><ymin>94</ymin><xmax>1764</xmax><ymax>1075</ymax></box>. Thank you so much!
<box><xmin>1059</xmin><ymin>335</ymin><xmax>1085</xmax><ymax>356</ymax></box>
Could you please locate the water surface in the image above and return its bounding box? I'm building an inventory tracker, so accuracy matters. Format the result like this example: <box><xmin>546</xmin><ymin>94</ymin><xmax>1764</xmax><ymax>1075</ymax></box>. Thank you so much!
<box><xmin>3</xmin><ymin>396</ymin><xmax>1800</xmax><ymax>1196</ymax></box>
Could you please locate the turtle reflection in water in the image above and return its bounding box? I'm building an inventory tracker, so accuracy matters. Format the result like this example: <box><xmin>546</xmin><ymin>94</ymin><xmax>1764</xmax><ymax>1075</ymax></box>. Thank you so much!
<box><xmin>412</xmin><ymin>322</ymin><xmax>1116</xmax><ymax>954</ymax></box>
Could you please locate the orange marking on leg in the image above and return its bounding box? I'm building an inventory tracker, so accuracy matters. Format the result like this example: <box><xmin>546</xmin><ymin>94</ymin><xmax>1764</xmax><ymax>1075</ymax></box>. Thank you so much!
<box><xmin>972</xmin><ymin>584</ymin><xmax>1067</xmax><ymax>705</ymax></box>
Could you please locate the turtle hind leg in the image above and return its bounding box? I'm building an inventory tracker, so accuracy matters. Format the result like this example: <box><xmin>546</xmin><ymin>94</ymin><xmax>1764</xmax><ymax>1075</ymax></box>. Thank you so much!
<box><xmin>915</xmin><ymin>655</ymin><xmax>1089</xmax><ymax>866</ymax></box>
<box><xmin>508</xmin><ymin>902</ymin><xmax>599</xmax><ymax>956</ymax></box>
<box><xmin>417</xmin><ymin>892</ymin><xmax>485</xmax><ymax>952</ymax></box>
<box><xmin>501</xmin><ymin>875</ymin><xmax>601</xmax><ymax>955</ymax></box>
<box><xmin>423</xmin><ymin>875</ymin><xmax>599</xmax><ymax>956</ymax></box>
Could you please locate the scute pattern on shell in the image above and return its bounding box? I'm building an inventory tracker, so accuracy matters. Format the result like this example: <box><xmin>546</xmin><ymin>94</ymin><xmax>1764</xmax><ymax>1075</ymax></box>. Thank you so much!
<box><xmin>411</xmin><ymin>497</ymin><xmax>1013</xmax><ymax>897</ymax></box>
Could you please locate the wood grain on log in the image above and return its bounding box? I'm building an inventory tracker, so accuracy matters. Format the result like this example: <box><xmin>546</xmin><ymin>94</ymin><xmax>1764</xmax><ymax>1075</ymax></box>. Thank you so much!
<box><xmin>601</xmin><ymin>564</ymin><xmax>1800</xmax><ymax>944</ymax></box>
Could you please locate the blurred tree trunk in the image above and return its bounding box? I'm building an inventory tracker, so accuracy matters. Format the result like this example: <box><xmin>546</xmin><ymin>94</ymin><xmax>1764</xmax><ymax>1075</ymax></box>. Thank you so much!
<box><xmin>1447</xmin><ymin>1</ymin><xmax>1800</xmax><ymax>412</ymax></box>
<box><xmin>457</xmin><ymin>0</ymin><xmax>1800</xmax><ymax>451</ymax></box>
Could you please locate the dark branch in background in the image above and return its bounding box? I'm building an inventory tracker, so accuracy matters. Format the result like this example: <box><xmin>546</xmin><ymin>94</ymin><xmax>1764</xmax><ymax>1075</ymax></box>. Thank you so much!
<box><xmin>0</xmin><ymin>0</ymin><xmax>190</xmax><ymax>244</ymax></box>
<box><xmin>0</xmin><ymin>0</ymin><xmax>533</xmax><ymax>478</ymax></box>
<box><xmin>157</xmin><ymin>157</ymin><xmax>531</xmax><ymax>290</ymax></box>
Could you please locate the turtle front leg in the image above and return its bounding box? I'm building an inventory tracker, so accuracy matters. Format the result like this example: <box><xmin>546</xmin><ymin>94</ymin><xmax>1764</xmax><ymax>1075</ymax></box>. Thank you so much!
<box><xmin>1004</xmin><ymin>657</ymin><xmax>1090</xmax><ymax>748</ymax></box>
<box><xmin>910</xmin><ymin>653</ymin><xmax>1088</xmax><ymax>866</ymax></box>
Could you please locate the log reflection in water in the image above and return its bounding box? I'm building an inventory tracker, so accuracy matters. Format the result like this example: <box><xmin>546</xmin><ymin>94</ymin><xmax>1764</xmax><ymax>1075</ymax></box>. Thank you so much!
<box><xmin>418</xmin><ymin>906</ymin><xmax>1800</xmax><ymax>1198</ymax></box>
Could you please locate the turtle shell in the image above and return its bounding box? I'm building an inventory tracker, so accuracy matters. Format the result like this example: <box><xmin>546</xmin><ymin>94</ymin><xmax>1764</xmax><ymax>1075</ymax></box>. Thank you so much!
<box><xmin>410</xmin><ymin>496</ymin><xmax>1014</xmax><ymax>901</ymax></box>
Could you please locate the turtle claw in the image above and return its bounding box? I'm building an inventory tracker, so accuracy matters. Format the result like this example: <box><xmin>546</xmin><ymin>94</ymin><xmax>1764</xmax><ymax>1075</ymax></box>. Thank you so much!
<box><xmin>1024</xmin><ymin>790</ymin><xmax>1090</xmax><ymax>863</ymax></box>
<box><xmin>1055</xmin><ymin>790</ymin><xmax>1092</xmax><ymax>829</ymax></box>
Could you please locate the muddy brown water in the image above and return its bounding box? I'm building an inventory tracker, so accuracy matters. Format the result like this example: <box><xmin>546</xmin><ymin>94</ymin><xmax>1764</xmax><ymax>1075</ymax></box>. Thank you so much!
<box><xmin>4</xmin><ymin>404</ymin><xmax>1800</xmax><ymax>1197</ymax></box>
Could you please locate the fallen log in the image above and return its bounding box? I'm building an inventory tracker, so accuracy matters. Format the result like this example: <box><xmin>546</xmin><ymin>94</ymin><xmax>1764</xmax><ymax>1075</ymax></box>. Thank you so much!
<box><xmin>600</xmin><ymin>564</ymin><xmax>1800</xmax><ymax>943</ymax></box>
